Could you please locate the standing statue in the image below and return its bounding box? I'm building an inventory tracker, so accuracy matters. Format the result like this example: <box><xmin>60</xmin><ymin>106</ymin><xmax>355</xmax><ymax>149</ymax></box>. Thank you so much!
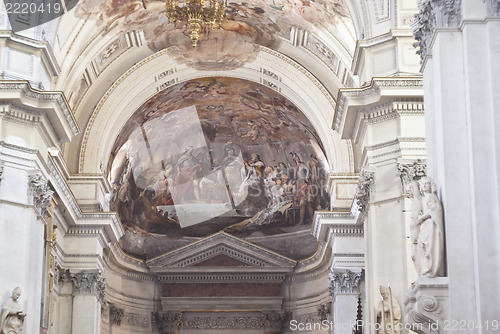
<box><xmin>376</xmin><ymin>285</ymin><xmax>401</xmax><ymax>334</ymax></box>
<box><xmin>407</xmin><ymin>181</ymin><xmax>423</xmax><ymax>275</ymax></box>
<box><xmin>416</xmin><ymin>177</ymin><xmax>445</xmax><ymax>277</ymax></box>
<box><xmin>0</xmin><ymin>287</ymin><xmax>26</xmax><ymax>334</ymax></box>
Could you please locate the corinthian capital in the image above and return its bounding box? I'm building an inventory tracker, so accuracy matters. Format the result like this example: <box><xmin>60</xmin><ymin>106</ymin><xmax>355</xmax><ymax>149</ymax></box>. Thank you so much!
<box><xmin>70</xmin><ymin>271</ymin><xmax>106</xmax><ymax>302</ymax></box>
<box><xmin>413</xmin><ymin>0</ymin><xmax>462</xmax><ymax>61</ymax></box>
<box><xmin>329</xmin><ymin>269</ymin><xmax>362</xmax><ymax>299</ymax></box>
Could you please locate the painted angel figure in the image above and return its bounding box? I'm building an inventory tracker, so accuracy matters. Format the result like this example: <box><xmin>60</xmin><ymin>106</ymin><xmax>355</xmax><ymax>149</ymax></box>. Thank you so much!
<box><xmin>0</xmin><ymin>287</ymin><xmax>26</xmax><ymax>334</ymax></box>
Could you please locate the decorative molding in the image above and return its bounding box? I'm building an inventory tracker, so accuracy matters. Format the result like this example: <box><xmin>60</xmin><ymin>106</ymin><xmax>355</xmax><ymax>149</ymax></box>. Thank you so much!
<box><xmin>404</xmin><ymin>277</ymin><xmax>449</xmax><ymax>334</ymax></box>
<box><xmin>156</xmin><ymin>312</ymin><xmax>182</xmax><ymax>332</ymax></box>
<box><xmin>398</xmin><ymin>159</ymin><xmax>427</xmax><ymax>193</ymax></box>
<box><xmin>317</xmin><ymin>302</ymin><xmax>332</xmax><ymax>321</ymax></box>
<box><xmin>333</xmin><ymin>79</ymin><xmax>423</xmax><ymax>132</ymax></box>
<box><xmin>182</xmin><ymin>316</ymin><xmax>262</xmax><ymax>330</ymax></box>
<box><xmin>329</xmin><ymin>269</ymin><xmax>362</xmax><ymax>298</ymax></box>
<box><xmin>312</xmin><ymin>211</ymin><xmax>355</xmax><ymax>238</ymax></box>
<box><xmin>28</xmin><ymin>173</ymin><xmax>54</xmax><ymax>216</ymax></box>
<box><xmin>413</xmin><ymin>0</ymin><xmax>462</xmax><ymax>61</ymax></box>
<box><xmin>354</xmin><ymin>171</ymin><xmax>374</xmax><ymax>213</ymax></box>
<box><xmin>262</xmin><ymin>311</ymin><xmax>288</xmax><ymax>331</ymax></box>
<box><xmin>55</xmin><ymin>268</ymin><xmax>71</xmax><ymax>288</ymax></box>
<box><xmin>110</xmin><ymin>305</ymin><xmax>125</xmax><ymax>326</ymax></box>
<box><xmin>47</xmin><ymin>157</ymin><xmax>125</xmax><ymax>243</ymax></box>
<box><xmin>70</xmin><ymin>271</ymin><xmax>106</xmax><ymax>303</ymax></box>
<box><xmin>147</xmin><ymin>232</ymin><xmax>296</xmax><ymax>269</ymax></box>
<box><xmin>123</xmin><ymin>312</ymin><xmax>149</xmax><ymax>328</ymax></box>
<box><xmin>0</xmin><ymin>81</ymin><xmax>79</xmax><ymax>137</ymax></box>
<box><xmin>158</xmin><ymin>273</ymin><xmax>286</xmax><ymax>284</ymax></box>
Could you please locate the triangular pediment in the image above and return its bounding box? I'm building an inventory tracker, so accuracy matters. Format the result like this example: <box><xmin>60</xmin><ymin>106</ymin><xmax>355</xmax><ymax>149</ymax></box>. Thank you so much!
<box><xmin>146</xmin><ymin>232</ymin><xmax>296</xmax><ymax>269</ymax></box>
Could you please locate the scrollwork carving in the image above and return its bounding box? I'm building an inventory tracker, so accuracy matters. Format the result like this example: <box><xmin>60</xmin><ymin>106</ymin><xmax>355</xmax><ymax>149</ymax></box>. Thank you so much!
<box><xmin>413</xmin><ymin>0</ymin><xmax>462</xmax><ymax>61</ymax></box>
<box><xmin>70</xmin><ymin>271</ymin><xmax>106</xmax><ymax>303</ymax></box>
<box><xmin>55</xmin><ymin>268</ymin><xmax>71</xmax><ymax>288</ymax></box>
<box><xmin>355</xmin><ymin>171</ymin><xmax>374</xmax><ymax>213</ymax></box>
<box><xmin>28</xmin><ymin>173</ymin><xmax>54</xmax><ymax>216</ymax></box>
<box><xmin>404</xmin><ymin>279</ymin><xmax>449</xmax><ymax>334</ymax></box>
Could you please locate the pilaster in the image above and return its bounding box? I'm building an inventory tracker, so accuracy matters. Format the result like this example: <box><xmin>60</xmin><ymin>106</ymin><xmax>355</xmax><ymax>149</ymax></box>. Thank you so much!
<box><xmin>70</xmin><ymin>271</ymin><xmax>106</xmax><ymax>334</ymax></box>
<box><xmin>313</xmin><ymin>211</ymin><xmax>364</xmax><ymax>334</ymax></box>
<box><xmin>414</xmin><ymin>0</ymin><xmax>500</xmax><ymax>326</ymax></box>
<box><xmin>333</xmin><ymin>77</ymin><xmax>425</xmax><ymax>333</ymax></box>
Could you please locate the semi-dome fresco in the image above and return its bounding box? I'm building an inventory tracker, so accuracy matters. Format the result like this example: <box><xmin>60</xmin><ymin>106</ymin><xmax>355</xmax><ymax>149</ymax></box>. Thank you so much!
<box><xmin>76</xmin><ymin>0</ymin><xmax>354</xmax><ymax>69</ymax></box>
<box><xmin>108</xmin><ymin>77</ymin><xmax>330</xmax><ymax>258</ymax></box>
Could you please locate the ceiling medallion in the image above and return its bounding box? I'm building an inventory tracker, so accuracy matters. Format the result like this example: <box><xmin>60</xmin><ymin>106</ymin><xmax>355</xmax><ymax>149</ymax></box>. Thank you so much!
<box><xmin>165</xmin><ymin>0</ymin><xmax>226</xmax><ymax>47</ymax></box>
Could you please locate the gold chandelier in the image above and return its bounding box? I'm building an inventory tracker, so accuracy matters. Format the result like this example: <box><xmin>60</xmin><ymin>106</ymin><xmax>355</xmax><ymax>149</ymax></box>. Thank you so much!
<box><xmin>166</xmin><ymin>0</ymin><xmax>227</xmax><ymax>47</ymax></box>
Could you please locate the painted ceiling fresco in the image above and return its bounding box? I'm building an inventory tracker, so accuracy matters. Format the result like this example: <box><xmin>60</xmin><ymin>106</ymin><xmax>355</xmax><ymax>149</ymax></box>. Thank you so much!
<box><xmin>108</xmin><ymin>77</ymin><xmax>330</xmax><ymax>259</ymax></box>
<box><xmin>76</xmin><ymin>0</ymin><xmax>353</xmax><ymax>68</ymax></box>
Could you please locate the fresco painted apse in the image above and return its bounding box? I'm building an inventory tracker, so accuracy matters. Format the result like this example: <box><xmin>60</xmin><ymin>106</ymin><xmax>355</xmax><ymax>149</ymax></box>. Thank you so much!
<box><xmin>75</xmin><ymin>0</ymin><xmax>354</xmax><ymax>69</ymax></box>
<box><xmin>109</xmin><ymin>77</ymin><xmax>330</xmax><ymax>259</ymax></box>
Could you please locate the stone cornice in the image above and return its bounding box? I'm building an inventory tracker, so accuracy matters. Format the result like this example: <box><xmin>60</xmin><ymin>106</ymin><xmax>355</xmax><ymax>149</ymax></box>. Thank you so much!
<box><xmin>158</xmin><ymin>272</ymin><xmax>287</xmax><ymax>284</ymax></box>
<box><xmin>0</xmin><ymin>30</ymin><xmax>60</xmax><ymax>75</ymax></box>
<box><xmin>0</xmin><ymin>81</ymin><xmax>79</xmax><ymax>141</ymax></box>
<box><xmin>48</xmin><ymin>156</ymin><xmax>124</xmax><ymax>244</ymax></box>
<box><xmin>312</xmin><ymin>211</ymin><xmax>355</xmax><ymax>240</ymax></box>
<box><xmin>332</xmin><ymin>77</ymin><xmax>423</xmax><ymax>143</ymax></box>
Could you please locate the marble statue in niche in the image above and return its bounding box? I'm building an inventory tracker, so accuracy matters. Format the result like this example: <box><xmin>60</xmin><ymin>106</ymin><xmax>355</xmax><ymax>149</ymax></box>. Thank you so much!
<box><xmin>0</xmin><ymin>287</ymin><xmax>26</xmax><ymax>334</ymax></box>
<box><xmin>407</xmin><ymin>181</ymin><xmax>423</xmax><ymax>275</ymax></box>
<box><xmin>408</xmin><ymin>177</ymin><xmax>445</xmax><ymax>278</ymax></box>
<box><xmin>376</xmin><ymin>285</ymin><xmax>401</xmax><ymax>334</ymax></box>
<box><xmin>416</xmin><ymin>177</ymin><xmax>445</xmax><ymax>277</ymax></box>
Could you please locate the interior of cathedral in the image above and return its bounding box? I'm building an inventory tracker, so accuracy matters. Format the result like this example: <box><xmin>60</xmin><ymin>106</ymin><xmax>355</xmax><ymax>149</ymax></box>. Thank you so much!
<box><xmin>0</xmin><ymin>0</ymin><xmax>499</xmax><ymax>333</ymax></box>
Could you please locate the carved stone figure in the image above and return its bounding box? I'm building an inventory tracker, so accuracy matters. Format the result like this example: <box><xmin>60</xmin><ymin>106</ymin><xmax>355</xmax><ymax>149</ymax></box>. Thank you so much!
<box><xmin>355</xmin><ymin>171</ymin><xmax>374</xmax><ymax>212</ymax></box>
<box><xmin>416</xmin><ymin>177</ymin><xmax>445</xmax><ymax>277</ymax></box>
<box><xmin>407</xmin><ymin>181</ymin><xmax>423</xmax><ymax>275</ymax></box>
<box><xmin>0</xmin><ymin>287</ymin><xmax>26</xmax><ymax>334</ymax></box>
<box><xmin>376</xmin><ymin>285</ymin><xmax>401</xmax><ymax>334</ymax></box>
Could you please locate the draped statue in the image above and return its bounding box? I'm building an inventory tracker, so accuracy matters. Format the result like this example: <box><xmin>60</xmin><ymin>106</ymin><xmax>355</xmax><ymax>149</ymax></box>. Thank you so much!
<box><xmin>407</xmin><ymin>181</ymin><xmax>423</xmax><ymax>275</ymax></box>
<box><xmin>0</xmin><ymin>287</ymin><xmax>26</xmax><ymax>334</ymax></box>
<box><xmin>376</xmin><ymin>285</ymin><xmax>401</xmax><ymax>334</ymax></box>
<box><xmin>416</xmin><ymin>177</ymin><xmax>445</xmax><ymax>277</ymax></box>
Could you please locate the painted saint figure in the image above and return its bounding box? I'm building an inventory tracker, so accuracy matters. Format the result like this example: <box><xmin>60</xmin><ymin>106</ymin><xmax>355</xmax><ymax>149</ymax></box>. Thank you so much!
<box><xmin>376</xmin><ymin>285</ymin><xmax>401</xmax><ymax>334</ymax></box>
<box><xmin>416</xmin><ymin>177</ymin><xmax>445</xmax><ymax>277</ymax></box>
<box><xmin>173</xmin><ymin>146</ymin><xmax>203</xmax><ymax>203</ymax></box>
<box><xmin>0</xmin><ymin>287</ymin><xmax>26</xmax><ymax>334</ymax></box>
